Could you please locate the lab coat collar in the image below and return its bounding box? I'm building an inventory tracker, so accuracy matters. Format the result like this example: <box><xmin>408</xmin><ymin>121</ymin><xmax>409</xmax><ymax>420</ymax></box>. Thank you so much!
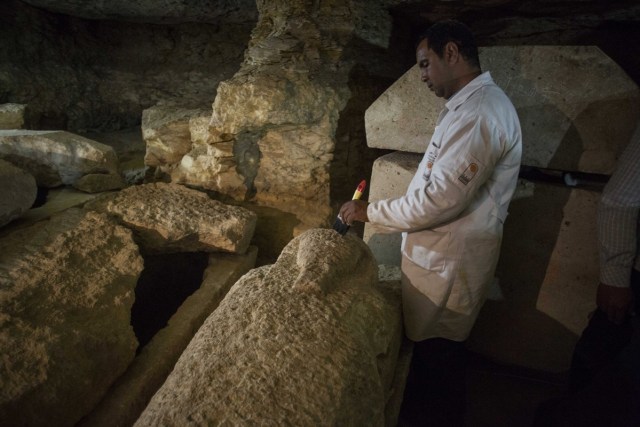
<box><xmin>445</xmin><ymin>71</ymin><xmax>494</xmax><ymax>112</ymax></box>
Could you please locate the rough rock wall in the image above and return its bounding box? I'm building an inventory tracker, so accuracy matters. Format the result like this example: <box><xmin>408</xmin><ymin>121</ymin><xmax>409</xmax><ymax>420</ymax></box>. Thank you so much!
<box><xmin>171</xmin><ymin>0</ymin><xmax>398</xmax><ymax>236</ymax></box>
<box><xmin>19</xmin><ymin>0</ymin><xmax>255</xmax><ymax>24</ymax></box>
<box><xmin>0</xmin><ymin>0</ymin><xmax>256</xmax><ymax>131</ymax></box>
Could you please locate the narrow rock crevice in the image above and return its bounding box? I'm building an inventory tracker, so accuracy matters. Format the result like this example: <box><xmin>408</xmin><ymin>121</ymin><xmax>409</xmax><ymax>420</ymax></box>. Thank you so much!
<box><xmin>131</xmin><ymin>251</ymin><xmax>209</xmax><ymax>351</ymax></box>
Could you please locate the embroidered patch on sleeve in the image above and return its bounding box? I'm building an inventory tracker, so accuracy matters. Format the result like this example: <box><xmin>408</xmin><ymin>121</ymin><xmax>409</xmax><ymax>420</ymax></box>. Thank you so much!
<box><xmin>422</xmin><ymin>147</ymin><xmax>439</xmax><ymax>181</ymax></box>
<box><xmin>458</xmin><ymin>162</ymin><xmax>478</xmax><ymax>185</ymax></box>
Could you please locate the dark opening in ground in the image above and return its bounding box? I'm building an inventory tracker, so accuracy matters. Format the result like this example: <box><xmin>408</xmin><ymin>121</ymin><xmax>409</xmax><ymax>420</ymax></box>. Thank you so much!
<box><xmin>131</xmin><ymin>251</ymin><xmax>209</xmax><ymax>351</ymax></box>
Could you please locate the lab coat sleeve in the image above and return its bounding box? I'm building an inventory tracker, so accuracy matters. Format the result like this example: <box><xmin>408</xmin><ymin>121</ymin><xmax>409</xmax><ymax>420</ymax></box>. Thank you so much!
<box><xmin>368</xmin><ymin>115</ymin><xmax>504</xmax><ymax>232</ymax></box>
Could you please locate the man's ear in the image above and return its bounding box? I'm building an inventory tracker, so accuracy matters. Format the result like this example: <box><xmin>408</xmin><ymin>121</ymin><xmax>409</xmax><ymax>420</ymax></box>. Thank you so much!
<box><xmin>444</xmin><ymin>41</ymin><xmax>459</xmax><ymax>64</ymax></box>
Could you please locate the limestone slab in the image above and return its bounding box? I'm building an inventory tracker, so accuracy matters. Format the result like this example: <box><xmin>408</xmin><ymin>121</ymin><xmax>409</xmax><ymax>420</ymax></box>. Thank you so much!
<box><xmin>0</xmin><ymin>130</ymin><xmax>120</xmax><ymax>187</ymax></box>
<box><xmin>84</xmin><ymin>182</ymin><xmax>257</xmax><ymax>254</ymax></box>
<box><xmin>135</xmin><ymin>229</ymin><xmax>403</xmax><ymax>426</ymax></box>
<box><xmin>365</xmin><ymin>65</ymin><xmax>444</xmax><ymax>154</ymax></box>
<box><xmin>0</xmin><ymin>208</ymin><xmax>143</xmax><ymax>426</ymax></box>
<box><xmin>363</xmin><ymin>151</ymin><xmax>421</xmax><ymax>266</ymax></box>
<box><xmin>366</xmin><ymin>46</ymin><xmax>640</xmax><ymax>174</ymax></box>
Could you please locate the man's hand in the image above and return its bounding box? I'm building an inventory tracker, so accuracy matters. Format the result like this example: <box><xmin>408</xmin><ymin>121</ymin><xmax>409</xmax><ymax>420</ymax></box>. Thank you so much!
<box><xmin>338</xmin><ymin>200</ymin><xmax>369</xmax><ymax>226</ymax></box>
<box><xmin>596</xmin><ymin>282</ymin><xmax>634</xmax><ymax>324</ymax></box>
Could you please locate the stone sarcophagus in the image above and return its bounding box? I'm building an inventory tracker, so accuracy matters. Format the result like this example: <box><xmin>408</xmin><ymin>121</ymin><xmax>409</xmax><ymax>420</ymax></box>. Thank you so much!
<box><xmin>136</xmin><ymin>228</ymin><xmax>403</xmax><ymax>426</ymax></box>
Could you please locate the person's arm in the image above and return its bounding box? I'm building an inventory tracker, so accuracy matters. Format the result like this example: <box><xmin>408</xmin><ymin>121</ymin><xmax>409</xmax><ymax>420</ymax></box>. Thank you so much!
<box><xmin>365</xmin><ymin>114</ymin><xmax>504</xmax><ymax>231</ymax></box>
<box><xmin>597</xmin><ymin>124</ymin><xmax>640</xmax><ymax>324</ymax></box>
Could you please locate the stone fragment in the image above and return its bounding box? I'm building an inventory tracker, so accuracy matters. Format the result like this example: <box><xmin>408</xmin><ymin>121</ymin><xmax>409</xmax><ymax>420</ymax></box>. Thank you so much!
<box><xmin>366</xmin><ymin>46</ymin><xmax>640</xmax><ymax>174</ymax></box>
<box><xmin>84</xmin><ymin>182</ymin><xmax>257</xmax><ymax>254</ymax></box>
<box><xmin>0</xmin><ymin>208</ymin><xmax>143</xmax><ymax>427</ymax></box>
<box><xmin>73</xmin><ymin>173</ymin><xmax>125</xmax><ymax>193</ymax></box>
<box><xmin>0</xmin><ymin>159</ymin><xmax>37</xmax><ymax>227</ymax></box>
<box><xmin>0</xmin><ymin>104</ymin><xmax>26</xmax><ymax>129</ymax></box>
<box><xmin>0</xmin><ymin>130</ymin><xmax>120</xmax><ymax>187</ymax></box>
<box><xmin>142</xmin><ymin>106</ymin><xmax>208</xmax><ymax>167</ymax></box>
<box><xmin>135</xmin><ymin>228</ymin><xmax>402</xmax><ymax>426</ymax></box>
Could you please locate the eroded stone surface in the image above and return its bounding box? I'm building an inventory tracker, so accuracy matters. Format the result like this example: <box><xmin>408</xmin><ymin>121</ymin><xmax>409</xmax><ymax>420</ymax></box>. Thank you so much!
<box><xmin>142</xmin><ymin>106</ymin><xmax>209</xmax><ymax>167</ymax></box>
<box><xmin>136</xmin><ymin>228</ymin><xmax>402</xmax><ymax>426</ymax></box>
<box><xmin>0</xmin><ymin>208</ymin><xmax>143</xmax><ymax>426</ymax></box>
<box><xmin>0</xmin><ymin>130</ymin><xmax>120</xmax><ymax>187</ymax></box>
<box><xmin>366</xmin><ymin>46</ymin><xmax>640</xmax><ymax>174</ymax></box>
<box><xmin>84</xmin><ymin>182</ymin><xmax>257</xmax><ymax>254</ymax></box>
<box><xmin>0</xmin><ymin>159</ymin><xmax>37</xmax><ymax>227</ymax></box>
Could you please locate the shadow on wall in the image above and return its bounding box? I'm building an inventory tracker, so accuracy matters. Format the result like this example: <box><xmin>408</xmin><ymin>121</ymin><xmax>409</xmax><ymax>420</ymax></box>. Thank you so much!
<box><xmin>469</xmin><ymin>186</ymin><xmax>577</xmax><ymax>371</ymax></box>
<box><xmin>329</xmin><ymin>22</ymin><xmax>411</xmax><ymax>217</ymax></box>
<box><xmin>469</xmin><ymin>111</ymin><xmax>599</xmax><ymax>372</ymax></box>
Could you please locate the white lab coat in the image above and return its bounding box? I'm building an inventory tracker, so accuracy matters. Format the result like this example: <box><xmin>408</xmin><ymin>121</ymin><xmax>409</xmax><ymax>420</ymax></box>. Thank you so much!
<box><xmin>368</xmin><ymin>72</ymin><xmax>522</xmax><ymax>341</ymax></box>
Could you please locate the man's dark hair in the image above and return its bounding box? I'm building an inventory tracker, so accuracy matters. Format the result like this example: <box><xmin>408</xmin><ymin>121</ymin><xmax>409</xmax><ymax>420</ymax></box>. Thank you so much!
<box><xmin>417</xmin><ymin>20</ymin><xmax>481</xmax><ymax>69</ymax></box>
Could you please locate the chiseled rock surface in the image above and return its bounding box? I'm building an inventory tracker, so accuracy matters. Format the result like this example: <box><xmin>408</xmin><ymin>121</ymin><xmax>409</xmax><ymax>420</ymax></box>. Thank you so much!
<box><xmin>366</xmin><ymin>46</ymin><xmax>640</xmax><ymax>174</ymax></box>
<box><xmin>0</xmin><ymin>104</ymin><xmax>26</xmax><ymax>129</ymax></box>
<box><xmin>0</xmin><ymin>208</ymin><xmax>143</xmax><ymax>427</ymax></box>
<box><xmin>136</xmin><ymin>228</ymin><xmax>403</xmax><ymax>426</ymax></box>
<box><xmin>142</xmin><ymin>105</ymin><xmax>209</xmax><ymax>168</ymax></box>
<box><xmin>84</xmin><ymin>182</ymin><xmax>257</xmax><ymax>254</ymax></box>
<box><xmin>0</xmin><ymin>159</ymin><xmax>37</xmax><ymax>227</ymax></box>
<box><xmin>0</xmin><ymin>130</ymin><xmax>120</xmax><ymax>188</ymax></box>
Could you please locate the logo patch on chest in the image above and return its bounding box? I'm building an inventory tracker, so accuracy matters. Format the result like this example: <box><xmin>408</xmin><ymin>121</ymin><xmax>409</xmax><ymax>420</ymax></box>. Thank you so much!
<box><xmin>458</xmin><ymin>162</ymin><xmax>478</xmax><ymax>185</ymax></box>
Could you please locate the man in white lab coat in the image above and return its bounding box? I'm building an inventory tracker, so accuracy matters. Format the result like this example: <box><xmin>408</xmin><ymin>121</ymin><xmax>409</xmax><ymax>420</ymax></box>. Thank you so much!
<box><xmin>339</xmin><ymin>20</ymin><xmax>522</xmax><ymax>425</ymax></box>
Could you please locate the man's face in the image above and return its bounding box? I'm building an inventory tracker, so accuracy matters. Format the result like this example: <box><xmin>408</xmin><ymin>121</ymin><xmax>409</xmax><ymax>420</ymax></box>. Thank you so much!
<box><xmin>416</xmin><ymin>39</ymin><xmax>454</xmax><ymax>99</ymax></box>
